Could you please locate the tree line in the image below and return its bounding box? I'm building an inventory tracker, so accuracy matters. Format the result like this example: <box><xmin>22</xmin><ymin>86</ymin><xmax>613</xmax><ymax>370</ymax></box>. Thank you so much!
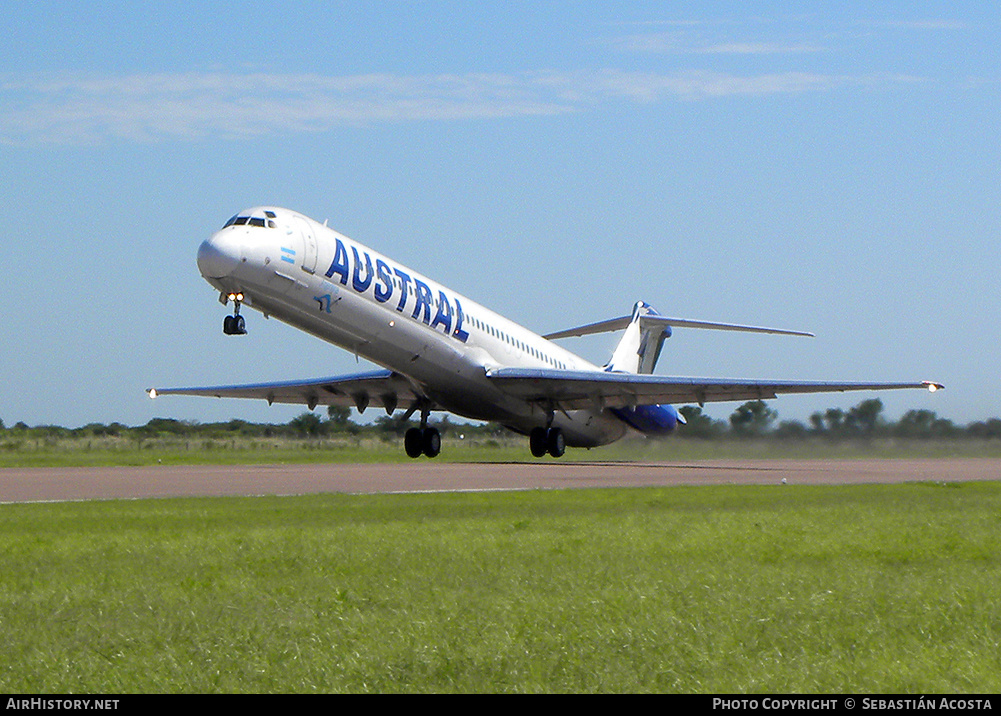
<box><xmin>1</xmin><ymin>399</ymin><xmax>998</xmax><ymax>442</ymax></box>
<box><xmin>680</xmin><ymin>398</ymin><xmax>1001</xmax><ymax>440</ymax></box>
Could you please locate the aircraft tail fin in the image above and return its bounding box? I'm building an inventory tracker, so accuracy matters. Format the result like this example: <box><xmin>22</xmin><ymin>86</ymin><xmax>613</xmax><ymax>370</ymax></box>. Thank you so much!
<box><xmin>606</xmin><ymin>302</ymin><xmax>669</xmax><ymax>374</ymax></box>
<box><xmin>544</xmin><ymin>301</ymin><xmax>814</xmax><ymax>375</ymax></box>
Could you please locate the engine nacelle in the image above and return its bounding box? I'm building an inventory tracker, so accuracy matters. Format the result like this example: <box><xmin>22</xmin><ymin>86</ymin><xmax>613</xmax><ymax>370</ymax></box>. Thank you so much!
<box><xmin>611</xmin><ymin>404</ymin><xmax>680</xmax><ymax>436</ymax></box>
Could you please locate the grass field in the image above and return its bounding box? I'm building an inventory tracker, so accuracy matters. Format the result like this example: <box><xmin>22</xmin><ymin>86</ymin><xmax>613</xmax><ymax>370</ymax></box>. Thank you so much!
<box><xmin>1</xmin><ymin>478</ymin><xmax>999</xmax><ymax>693</ymax></box>
<box><xmin>4</xmin><ymin>433</ymin><xmax>1001</xmax><ymax>468</ymax></box>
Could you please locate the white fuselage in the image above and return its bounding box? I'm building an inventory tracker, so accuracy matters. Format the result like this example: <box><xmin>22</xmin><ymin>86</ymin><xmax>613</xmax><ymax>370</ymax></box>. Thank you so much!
<box><xmin>197</xmin><ymin>206</ymin><xmax>629</xmax><ymax>447</ymax></box>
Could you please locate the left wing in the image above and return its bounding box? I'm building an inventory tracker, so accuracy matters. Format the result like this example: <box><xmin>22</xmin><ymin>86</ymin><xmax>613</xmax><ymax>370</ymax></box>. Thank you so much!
<box><xmin>487</xmin><ymin>367</ymin><xmax>943</xmax><ymax>410</ymax></box>
<box><xmin>147</xmin><ymin>369</ymin><xmax>425</xmax><ymax>414</ymax></box>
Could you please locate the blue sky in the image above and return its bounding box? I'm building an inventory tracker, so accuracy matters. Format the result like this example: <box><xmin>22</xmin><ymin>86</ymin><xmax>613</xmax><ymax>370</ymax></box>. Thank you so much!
<box><xmin>1</xmin><ymin>2</ymin><xmax>997</xmax><ymax>428</ymax></box>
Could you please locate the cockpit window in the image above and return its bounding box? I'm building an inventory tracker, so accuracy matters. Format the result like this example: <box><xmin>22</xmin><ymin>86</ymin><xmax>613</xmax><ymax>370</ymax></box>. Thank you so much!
<box><xmin>222</xmin><ymin>213</ymin><xmax>275</xmax><ymax>229</ymax></box>
<box><xmin>264</xmin><ymin>210</ymin><xmax>276</xmax><ymax>218</ymax></box>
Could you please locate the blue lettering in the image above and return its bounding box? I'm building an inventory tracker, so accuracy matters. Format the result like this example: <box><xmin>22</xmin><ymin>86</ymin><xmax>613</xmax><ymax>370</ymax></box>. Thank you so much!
<box><xmin>393</xmin><ymin>268</ymin><xmax>412</xmax><ymax>313</ymax></box>
<box><xmin>453</xmin><ymin>298</ymin><xmax>470</xmax><ymax>343</ymax></box>
<box><xmin>430</xmin><ymin>290</ymin><xmax>453</xmax><ymax>335</ymax></box>
<box><xmin>412</xmin><ymin>279</ymin><xmax>433</xmax><ymax>325</ymax></box>
<box><xmin>374</xmin><ymin>259</ymin><xmax>394</xmax><ymax>303</ymax></box>
<box><xmin>324</xmin><ymin>238</ymin><xmax>349</xmax><ymax>285</ymax></box>
<box><xmin>327</xmin><ymin>244</ymin><xmax>470</xmax><ymax>345</ymax></box>
<box><xmin>351</xmin><ymin>247</ymin><xmax>374</xmax><ymax>293</ymax></box>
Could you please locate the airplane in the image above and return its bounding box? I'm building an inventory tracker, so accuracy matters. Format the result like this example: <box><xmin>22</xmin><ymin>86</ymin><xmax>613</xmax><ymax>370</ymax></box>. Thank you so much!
<box><xmin>147</xmin><ymin>206</ymin><xmax>943</xmax><ymax>459</ymax></box>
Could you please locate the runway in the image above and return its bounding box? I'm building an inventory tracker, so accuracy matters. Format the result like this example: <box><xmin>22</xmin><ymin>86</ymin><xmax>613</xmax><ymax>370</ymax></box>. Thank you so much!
<box><xmin>1</xmin><ymin>459</ymin><xmax>999</xmax><ymax>503</ymax></box>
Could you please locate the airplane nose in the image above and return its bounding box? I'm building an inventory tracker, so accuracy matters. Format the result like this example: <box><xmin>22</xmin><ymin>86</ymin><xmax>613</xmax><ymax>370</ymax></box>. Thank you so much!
<box><xmin>197</xmin><ymin>231</ymin><xmax>243</xmax><ymax>279</ymax></box>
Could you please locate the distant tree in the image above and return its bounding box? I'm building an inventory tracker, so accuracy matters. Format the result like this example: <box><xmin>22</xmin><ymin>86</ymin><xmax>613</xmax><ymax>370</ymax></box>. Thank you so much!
<box><xmin>142</xmin><ymin>418</ymin><xmax>190</xmax><ymax>436</ymax></box>
<box><xmin>225</xmin><ymin>419</ymin><xmax>250</xmax><ymax>434</ymax></box>
<box><xmin>678</xmin><ymin>406</ymin><xmax>727</xmax><ymax>438</ymax></box>
<box><xmin>845</xmin><ymin>398</ymin><xmax>884</xmax><ymax>437</ymax></box>
<box><xmin>729</xmin><ymin>400</ymin><xmax>776</xmax><ymax>437</ymax></box>
<box><xmin>326</xmin><ymin>405</ymin><xmax>356</xmax><ymax>433</ymax></box>
<box><xmin>773</xmin><ymin>419</ymin><xmax>809</xmax><ymax>439</ymax></box>
<box><xmin>895</xmin><ymin>409</ymin><xmax>956</xmax><ymax>439</ymax></box>
<box><xmin>375</xmin><ymin>414</ymin><xmax>413</xmax><ymax>438</ymax></box>
<box><xmin>290</xmin><ymin>412</ymin><xmax>325</xmax><ymax>438</ymax></box>
<box><xmin>823</xmin><ymin>408</ymin><xmax>845</xmax><ymax>434</ymax></box>
<box><xmin>968</xmin><ymin>418</ymin><xmax>1001</xmax><ymax>439</ymax></box>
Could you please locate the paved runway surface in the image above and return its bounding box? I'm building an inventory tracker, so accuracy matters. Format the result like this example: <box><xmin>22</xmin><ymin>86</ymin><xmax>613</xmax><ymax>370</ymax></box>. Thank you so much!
<box><xmin>2</xmin><ymin>459</ymin><xmax>998</xmax><ymax>503</ymax></box>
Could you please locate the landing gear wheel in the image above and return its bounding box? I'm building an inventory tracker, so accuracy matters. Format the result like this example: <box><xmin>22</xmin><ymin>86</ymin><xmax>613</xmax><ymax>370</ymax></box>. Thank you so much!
<box><xmin>222</xmin><ymin>313</ymin><xmax>247</xmax><ymax>335</ymax></box>
<box><xmin>405</xmin><ymin>428</ymin><xmax>424</xmax><ymax>459</ymax></box>
<box><xmin>404</xmin><ymin>427</ymin><xmax>441</xmax><ymax>458</ymax></box>
<box><xmin>530</xmin><ymin>427</ymin><xmax>548</xmax><ymax>458</ymax></box>
<box><xmin>546</xmin><ymin>427</ymin><xmax>565</xmax><ymax>458</ymax></box>
<box><xmin>422</xmin><ymin>427</ymin><xmax>441</xmax><ymax>458</ymax></box>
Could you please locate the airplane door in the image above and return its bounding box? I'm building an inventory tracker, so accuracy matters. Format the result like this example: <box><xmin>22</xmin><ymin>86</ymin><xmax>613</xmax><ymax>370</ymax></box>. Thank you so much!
<box><xmin>295</xmin><ymin>216</ymin><xmax>318</xmax><ymax>274</ymax></box>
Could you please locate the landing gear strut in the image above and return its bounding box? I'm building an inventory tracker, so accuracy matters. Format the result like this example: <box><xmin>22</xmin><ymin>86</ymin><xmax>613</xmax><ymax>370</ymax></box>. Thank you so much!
<box><xmin>222</xmin><ymin>292</ymin><xmax>247</xmax><ymax>335</ymax></box>
<box><xmin>404</xmin><ymin>401</ymin><xmax>440</xmax><ymax>459</ymax></box>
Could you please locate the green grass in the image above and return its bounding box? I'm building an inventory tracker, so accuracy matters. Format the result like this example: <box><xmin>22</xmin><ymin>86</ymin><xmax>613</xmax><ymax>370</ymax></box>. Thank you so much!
<box><xmin>4</xmin><ymin>434</ymin><xmax>1001</xmax><ymax>468</ymax></box>
<box><xmin>2</xmin><ymin>481</ymin><xmax>1000</xmax><ymax>692</ymax></box>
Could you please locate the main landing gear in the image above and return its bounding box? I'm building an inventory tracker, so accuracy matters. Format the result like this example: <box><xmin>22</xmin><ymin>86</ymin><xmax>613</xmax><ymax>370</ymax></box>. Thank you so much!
<box><xmin>529</xmin><ymin>426</ymin><xmax>565</xmax><ymax>458</ymax></box>
<box><xmin>222</xmin><ymin>292</ymin><xmax>247</xmax><ymax>335</ymax></box>
<box><xmin>404</xmin><ymin>401</ymin><xmax>440</xmax><ymax>459</ymax></box>
<box><xmin>405</xmin><ymin>426</ymin><xmax>441</xmax><ymax>459</ymax></box>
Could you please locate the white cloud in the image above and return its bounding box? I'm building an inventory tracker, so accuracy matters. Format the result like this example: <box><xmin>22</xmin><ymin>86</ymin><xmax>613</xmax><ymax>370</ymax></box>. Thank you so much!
<box><xmin>865</xmin><ymin>19</ymin><xmax>967</xmax><ymax>31</ymax></box>
<box><xmin>0</xmin><ymin>69</ymin><xmax>912</xmax><ymax>146</ymax></box>
<box><xmin>612</xmin><ymin>32</ymin><xmax>824</xmax><ymax>55</ymax></box>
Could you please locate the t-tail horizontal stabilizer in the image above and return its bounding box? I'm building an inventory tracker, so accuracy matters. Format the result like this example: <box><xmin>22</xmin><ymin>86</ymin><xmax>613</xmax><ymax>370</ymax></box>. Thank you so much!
<box><xmin>544</xmin><ymin>301</ymin><xmax>815</xmax><ymax>375</ymax></box>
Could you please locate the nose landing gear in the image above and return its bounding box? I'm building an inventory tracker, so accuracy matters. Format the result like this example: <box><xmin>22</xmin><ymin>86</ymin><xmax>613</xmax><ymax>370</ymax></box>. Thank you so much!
<box><xmin>221</xmin><ymin>292</ymin><xmax>248</xmax><ymax>335</ymax></box>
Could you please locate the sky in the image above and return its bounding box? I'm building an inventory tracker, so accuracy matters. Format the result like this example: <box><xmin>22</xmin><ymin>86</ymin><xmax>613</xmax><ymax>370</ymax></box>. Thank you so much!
<box><xmin>1</xmin><ymin>2</ymin><xmax>998</xmax><ymax>429</ymax></box>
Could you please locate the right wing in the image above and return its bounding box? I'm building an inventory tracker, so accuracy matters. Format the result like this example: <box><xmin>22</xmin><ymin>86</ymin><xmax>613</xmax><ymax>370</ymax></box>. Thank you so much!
<box><xmin>486</xmin><ymin>367</ymin><xmax>943</xmax><ymax>410</ymax></box>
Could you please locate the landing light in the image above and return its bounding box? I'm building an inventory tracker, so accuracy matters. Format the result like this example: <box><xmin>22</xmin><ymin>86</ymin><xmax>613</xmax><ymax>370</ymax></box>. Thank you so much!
<box><xmin>148</xmin><ymin>388</ymin><xmax>158</xmax><ymax>399</ymax></box>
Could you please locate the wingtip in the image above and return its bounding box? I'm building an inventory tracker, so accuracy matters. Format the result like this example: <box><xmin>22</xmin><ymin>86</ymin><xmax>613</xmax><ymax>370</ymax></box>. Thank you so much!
<box><xmin>923</xmin><ymin>381</ymin><xmax>945</xmax><ymax>392</ymax></box>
